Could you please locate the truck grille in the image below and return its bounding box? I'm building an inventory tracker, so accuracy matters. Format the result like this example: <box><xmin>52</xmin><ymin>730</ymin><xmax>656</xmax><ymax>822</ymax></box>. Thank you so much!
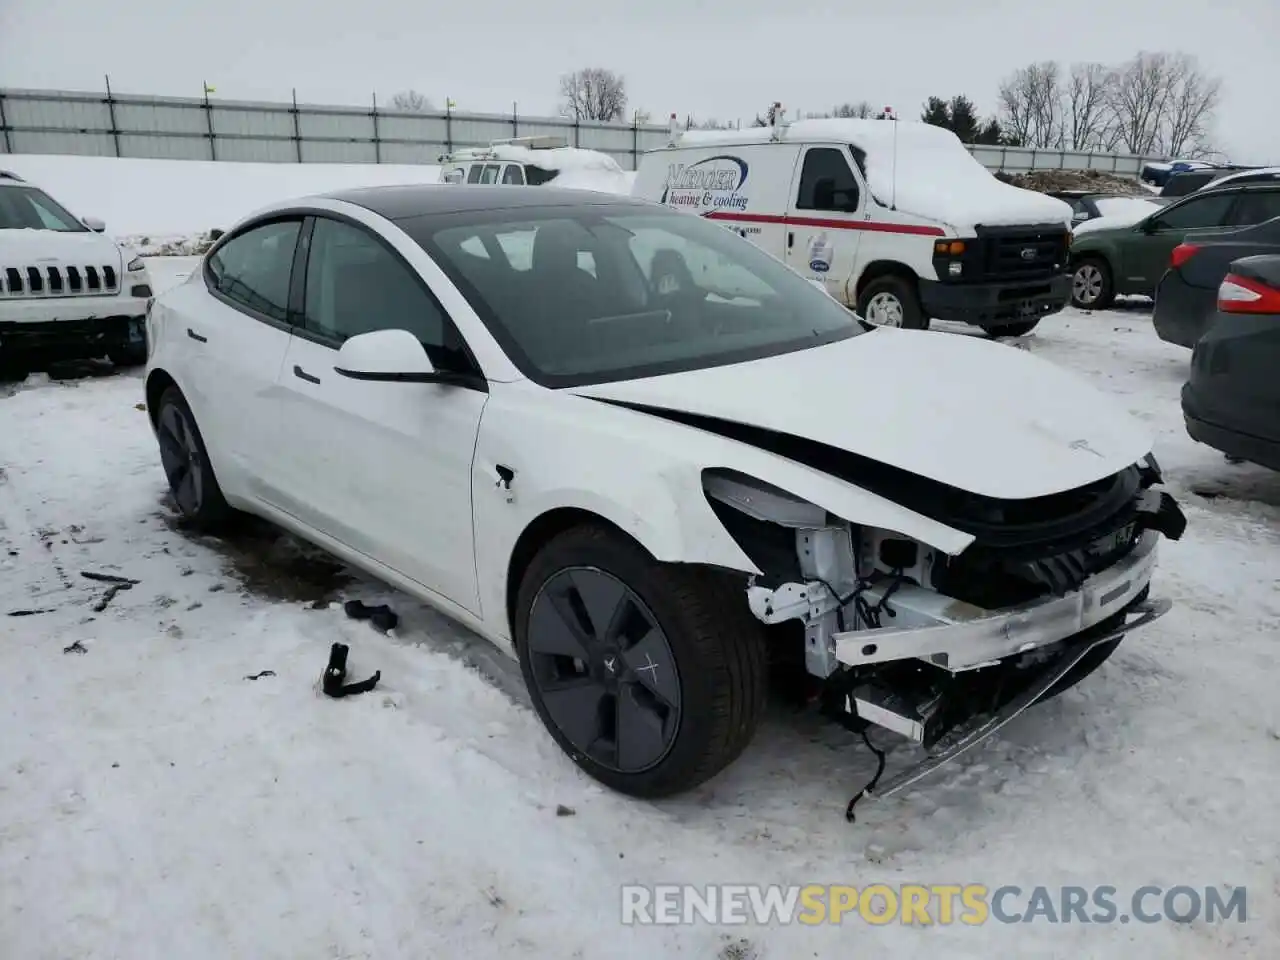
<box><xmin>0</xmin><ymin>263</ymin><xmax>120</xmax><ymax>299</ymax></box>
<box><xmin>975</xmin><ymin>226</ymin><xmax>1069</xmax><ymax>281</ymax></box>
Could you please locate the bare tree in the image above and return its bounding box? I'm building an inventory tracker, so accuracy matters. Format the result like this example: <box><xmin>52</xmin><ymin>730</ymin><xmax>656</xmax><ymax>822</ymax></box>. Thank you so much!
<box><xmin>998</xmin><ymin>62</ymin><xmax>1063</xmax><ymax>148</ymax></box>
<box><xmin>833</xmin><ymin>101</ymin><xmax>876</xmax><ymax>119</ymax></box>
<box><xmin>389</xmin><ymin>89</ymin><xmax>431</xmax><ymax>112</ymax></box>
<box><xmin>1161</xmin><ymin>53</ymin><xmax>1221</xmax><ymax>157</ymax></box>
<box><xmin>1065</xmin><ymin>63</ymin><xmax>1114</xmax><ymax>150</ymax></box>
<box><xmin>1107</xmin><ymin>52</ymin><xmax>1179</xmax><ymax>155</ymax></box>
<box><xmin>558</xmin><ymin>68</ymin><xmax>627</xmax><ymax>122</ymax></box>
<box><xmin>689</xmin><ymin>117</ymin><xmax>734</xmax><ymax>130</ymax></box>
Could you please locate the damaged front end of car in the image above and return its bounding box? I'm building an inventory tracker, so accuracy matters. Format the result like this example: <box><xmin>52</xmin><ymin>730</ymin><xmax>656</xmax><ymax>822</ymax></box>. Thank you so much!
<box><xmin>703</xmin><ymin>452</ymin><xmax>1186</xmax><ymax>799</ymax></box>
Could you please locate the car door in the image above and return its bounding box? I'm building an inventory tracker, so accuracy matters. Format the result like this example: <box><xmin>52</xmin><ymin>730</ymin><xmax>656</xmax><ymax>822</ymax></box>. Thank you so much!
<box><xmin>1126</xmin><ymin>192</ymin><xmax>1235</xmax><ymax>290</ymax></box>
<box><xmin>181</xmin><ymin>216</ymin><xmax>302</xmax><ymax>493</ymax></box>
<box><xmin>271</xmin><ymin>215</ymin><xmax>489</xmax><ymax>613</ymax></box>
<box><xmin>784</xmin><ymin>146</ymin><xmax>863</xmax><ymax>303</ymax></box>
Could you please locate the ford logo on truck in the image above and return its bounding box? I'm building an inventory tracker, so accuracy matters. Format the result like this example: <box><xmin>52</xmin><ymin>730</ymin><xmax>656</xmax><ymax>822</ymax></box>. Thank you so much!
<box><xmin>660</xmin><ymin>155</ymin><xmax>750</xmax><ymax>213</ymax></box>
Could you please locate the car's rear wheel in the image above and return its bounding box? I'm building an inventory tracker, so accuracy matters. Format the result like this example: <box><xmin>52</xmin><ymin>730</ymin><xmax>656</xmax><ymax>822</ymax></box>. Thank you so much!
<box><xmin>514</xmin><ymin>524</ymin><xmax>768</xmax><ymax>797</ymax></box>
<box><xmin>856</xmin><ymin>275</ymin><xmax>928</xmax><ymax>330</ymax></box>
<box><xmin>1071</xmin><ymin>257</ymin><xmax>1115</xmax><ymax>310</ymax></box>
<box><xmin>155</xmin><ymin>386</ymin><xmax>232</xmax><ymax>529</ymax></box>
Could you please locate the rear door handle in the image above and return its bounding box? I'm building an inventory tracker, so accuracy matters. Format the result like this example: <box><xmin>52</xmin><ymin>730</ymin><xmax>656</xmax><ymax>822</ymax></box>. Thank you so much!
<box><xmin>787</xmin><ymin>232</ymin><xmax>795</xmax><ymax>249</ymax></box>
<box><xmin>187</xmin><ymin>328</ymin><xmax>207</xmax><ymax>343</ymax></box>
<box><xmin>293</xmin><ymin>364</ymin><xmax>321</xmax><ymax>384</ymax></box>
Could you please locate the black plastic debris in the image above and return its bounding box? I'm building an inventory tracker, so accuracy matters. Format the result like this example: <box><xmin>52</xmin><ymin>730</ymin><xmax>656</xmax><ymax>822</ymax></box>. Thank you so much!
<box><xmin>244</xmin><ymin>670</ymin><xmax>276</xmax><ymax>681</ymax></box>
<box><xmin>343</xmin><ymin>599</ymin><xmax>398</xmax><ymax>633</ymax></box>
<box><xmin>63</xmin><ymin>640</ymin><xmax>87</xmax><ymax>655</ymax></box>
<box><xmin>81</xmin><ymin>570</ymin><xmax>140</xmax><ymax>612</ymax></box>
<box><xmin>322</xmin><ymin>642</ymin><xmax>380</xmax><ymax>698</ymax></box>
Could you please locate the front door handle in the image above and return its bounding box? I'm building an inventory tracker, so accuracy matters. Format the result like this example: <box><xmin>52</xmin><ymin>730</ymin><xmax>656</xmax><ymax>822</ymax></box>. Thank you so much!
<box><xmin>787</xmin><ymin>231</ymin><xmax>795</xmax><ymax>249</ymax></box>
<box><xmin>293</xmin><ymin>364</ymin><xmax>320</xmax><ymax>384</ymax></box>
<box><xmin>187</xmin><ymin>328</ymin><xmax>207</xmax><ymax>343</ymax></box>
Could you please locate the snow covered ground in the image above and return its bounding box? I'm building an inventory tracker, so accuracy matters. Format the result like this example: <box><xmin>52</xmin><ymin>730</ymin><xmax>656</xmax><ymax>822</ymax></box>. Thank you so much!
<box><xmin>3</xmin><ymin>278</ymin><xmax>1277</xmax><ymax>957</ymax></box>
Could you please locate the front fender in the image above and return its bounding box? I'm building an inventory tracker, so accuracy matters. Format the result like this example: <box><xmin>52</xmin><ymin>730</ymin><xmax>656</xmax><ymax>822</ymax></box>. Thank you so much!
<box><xmin>471</xmin><ymin>385</ymin><xmax>975</xmax><ymax>645</ymax></box>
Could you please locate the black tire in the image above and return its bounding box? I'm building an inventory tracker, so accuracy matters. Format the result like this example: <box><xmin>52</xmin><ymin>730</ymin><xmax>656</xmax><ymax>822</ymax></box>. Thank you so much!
<box><xmin>855</xmin><ymin>275</ymin><xmax>928</xmax><ymax>330</ymax></box>
<box><xmin>514</xmin><ymin>523</ymin><xmax>768</xmax><ymax>798</ymax></box>
<box><xmin>985</xmin><ymin>319</ymin><xmax>1041</xmax><ymax>338</ymax></box>
<box><xmin>155</xmin><ymin>386</ymin><xmax>233</xmax><ymax>529</ymax></box>
<box><xmin>1070</xmin><ymin>257</ymin><xmax>1115</xmax><ymax>310</ymax></box>
<box><xmin>109</xmin><ymin>344</ymin><xmax>148</xmax><ymax>368</ymax></box>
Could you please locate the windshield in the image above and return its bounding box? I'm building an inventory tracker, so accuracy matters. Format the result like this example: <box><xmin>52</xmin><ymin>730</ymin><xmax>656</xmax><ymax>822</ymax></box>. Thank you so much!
<box><xmin>0</xmin><ymin>185</ymin><xmax>87</xmax><ymax>232</ymax></box>
<box><xmin>406</xmin><ymin>206</ymin><xmax>859</xmax><ymax>386</ymax></box>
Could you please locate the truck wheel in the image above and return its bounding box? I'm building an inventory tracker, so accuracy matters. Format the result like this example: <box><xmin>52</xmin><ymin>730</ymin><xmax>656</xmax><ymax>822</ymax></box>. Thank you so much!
<box><xmin>514</xmin><ymin>523</ymin><xmax>768</xmax><ymax>798</ymax></box>
<box><xmin>856</xmin><ymin>276</ymin><xmax>928</xmax><ymax>330</ymax></box>
<box><xmin>155</xmin><ymin>386</ymin><xmax>233</xmax><ymax>529</ymax></box>
<box><xmin>1071</xmin><ymin>258</ymin><xmax>1115</xmax><ymax>310</ymax></box>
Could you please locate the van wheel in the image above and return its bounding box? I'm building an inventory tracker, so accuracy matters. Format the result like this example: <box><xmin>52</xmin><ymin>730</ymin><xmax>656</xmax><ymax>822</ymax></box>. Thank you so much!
<box><xmin>856</xmin><ymin>276</ymin><xmax>928</xmax><ymax>330</ymax></box>
<box><xmin>515</xmin><ymin>524</ymin><xmax>768</xmax><ymax>798</ymax></box>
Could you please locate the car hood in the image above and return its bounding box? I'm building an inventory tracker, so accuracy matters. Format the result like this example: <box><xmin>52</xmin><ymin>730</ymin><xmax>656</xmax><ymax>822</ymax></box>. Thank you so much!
<box><xmin>571</xmin><ymin>330</ymin><xmax>1152</xmax><ymax>500</ymax></box>
<box><xmin>0</xmin><ymin>228</ymin><xmax>123</xmax><ymax>266</ymax></box>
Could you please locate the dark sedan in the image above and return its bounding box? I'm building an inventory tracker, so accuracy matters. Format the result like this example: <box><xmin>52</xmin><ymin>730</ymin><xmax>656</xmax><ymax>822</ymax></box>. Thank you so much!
<box><xmin>1182</xmin><ymin>255</ymin><xmax>1280</xmax><ymax>470</ymax></box>
<box><xmin>1153</xmin><ymin>216</ymin><xmax>1280</xmax><ymax>347</ymax></box>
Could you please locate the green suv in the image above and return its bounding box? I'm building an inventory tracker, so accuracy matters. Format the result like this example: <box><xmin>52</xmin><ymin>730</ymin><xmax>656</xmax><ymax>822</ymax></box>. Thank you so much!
<box><xmin>1069</xmin><ymin>183</ymin><xmax>1280</xmax><ymax>310</ymax></box>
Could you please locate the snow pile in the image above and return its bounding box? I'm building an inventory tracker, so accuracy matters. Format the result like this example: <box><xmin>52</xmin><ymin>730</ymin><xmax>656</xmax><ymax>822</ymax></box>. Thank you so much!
<box><xmin>1093</xmin><ymin>197</ymin><xmax>1163</xmax><ymax>220</ymax></box>
<box><xmin>0</xmin><ymin>155</ymin><xmax>443</xmax><ymax>238</ymax></box>
<box><xmin>675</xmin><ymin>120</ymin><xmax>1073</xmax><ymax>230</ymax></box>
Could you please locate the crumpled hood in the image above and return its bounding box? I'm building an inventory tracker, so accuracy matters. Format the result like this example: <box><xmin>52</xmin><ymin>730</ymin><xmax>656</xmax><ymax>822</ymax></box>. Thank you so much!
<box><xmin>571</xmin><ymin>330</ymin><xmax>1152</xmax><ymax>500</ymax></box>
<box><xmin>0</xmin><ymin>228</ymin><xmax>123</xmax><ymax>267</ymax></box>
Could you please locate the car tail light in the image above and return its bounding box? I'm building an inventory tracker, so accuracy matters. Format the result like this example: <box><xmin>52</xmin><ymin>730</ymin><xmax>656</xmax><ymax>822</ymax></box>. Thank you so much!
<box><xmin>1170</xmin><ymin>243</ymin><xmax>1199</xmax><ymax>269</ymax></box>
<box><xmin>1217</xmin><ymin>273</ymin><xmax>1280</xmax><ymax>314</ymax></box>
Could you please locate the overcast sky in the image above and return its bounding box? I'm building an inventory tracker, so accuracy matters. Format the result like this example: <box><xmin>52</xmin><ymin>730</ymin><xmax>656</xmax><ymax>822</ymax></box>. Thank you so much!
<box><xmin>1</xmin><ymin>0</ymin><xmax>1275</xmax><ymax>163</ymax></box>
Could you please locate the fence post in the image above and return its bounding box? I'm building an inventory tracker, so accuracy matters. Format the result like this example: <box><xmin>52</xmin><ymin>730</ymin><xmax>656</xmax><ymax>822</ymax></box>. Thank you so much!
<box><xmin>202</xmin><ymin>83</ymin><xmax>217</xmax><ymax>161</ymax></box>
<box><xmin>371</xmin><ymin>92</ymin><xmax>382</xmax><ymax>164</ymax></box>
<box><xmin>512</xmin><ymin>101</ymin><xmax>518</xmax><ymax>139</ymax></box>
<box><xmin>632</xmin><ymin>111</ymin><xmax>639</xmax><ymax>170</ymax></box>
<box><xmin>0</xmin><ymin>90</ymin><xmax>11</xmax><ymax>154</ymax></box>
<box><xmin>104</xmin><ymin>75</ymin><xmax>122</xmax><ymax>158</ymax></box>
<box><xmin>445</xmin><ymin>101</ymin><xmax>453</xmax><ymax>155</ymax></box>
<box><xmin>573</xmin><ymin>118</ymin><xmax>580</xmax><ymax>148</ymax></box>
<box><xmin>291</xmin><ymin>88</ymin><xmax>304</xmax><ymax>162</ymax></box>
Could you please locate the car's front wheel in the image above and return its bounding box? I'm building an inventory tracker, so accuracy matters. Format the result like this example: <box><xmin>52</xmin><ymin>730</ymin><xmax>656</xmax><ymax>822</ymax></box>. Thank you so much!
<box><xmin>515</xmin><ymin>524</ymin><xmax>768</xmax><ymax>797</ymax></box>
<box><xmin>1071</xmin><ymin>257</ymin><xmax>1115</xmax><ymax>310</ymax></box>
<box><xmin>155</xmin><ymin>386</ymin><xmax>233</xmax><ymax>529</ymax></box>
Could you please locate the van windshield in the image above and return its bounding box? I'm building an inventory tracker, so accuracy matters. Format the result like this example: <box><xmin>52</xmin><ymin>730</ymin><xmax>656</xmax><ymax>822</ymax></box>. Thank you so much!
<box><xmin>404</xmin><ymin>205</ymin><xmax>859</xmax><ymax>387</ymax></box>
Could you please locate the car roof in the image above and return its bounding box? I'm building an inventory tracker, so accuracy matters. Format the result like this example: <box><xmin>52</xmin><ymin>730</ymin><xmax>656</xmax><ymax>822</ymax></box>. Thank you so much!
<box><xmin>322</xmin><ymin>184</ymin><xmax>649</xmax><ymax>221</ymax></box>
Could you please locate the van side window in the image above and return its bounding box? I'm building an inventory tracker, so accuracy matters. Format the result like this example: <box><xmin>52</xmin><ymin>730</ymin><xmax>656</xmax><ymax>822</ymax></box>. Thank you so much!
<box><xmin>796</xmin><ymin>148</ymin><xmax>860</xmax><ymax>214</ymax></box>
<box><xmin>466</xmin><ymin>165</ymin><xmax>484</xmax><ymax>184</ymax></box>
<box><xmin>502</xmin><ymin>164</ymin><xmax>526</xmax><ymax>185</ymax></box>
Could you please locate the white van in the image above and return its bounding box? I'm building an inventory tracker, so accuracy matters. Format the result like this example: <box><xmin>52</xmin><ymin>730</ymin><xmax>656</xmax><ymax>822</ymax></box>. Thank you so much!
<box><xmin>438</xmin><ymin>136</ymin><xmax>633</xmax><ymax>195</ymax></box>
<box><xmin>631</xmin><ymin>117</ymin><xmax>1075</xmax><ymax>335</ymax></box>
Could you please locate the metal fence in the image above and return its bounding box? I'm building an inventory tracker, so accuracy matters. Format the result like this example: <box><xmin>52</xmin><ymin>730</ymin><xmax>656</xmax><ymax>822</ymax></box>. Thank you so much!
<box><xmin>0</xmin><ymin>85</ymin><xmax>1167</xmax><ymax>176</ymax></box>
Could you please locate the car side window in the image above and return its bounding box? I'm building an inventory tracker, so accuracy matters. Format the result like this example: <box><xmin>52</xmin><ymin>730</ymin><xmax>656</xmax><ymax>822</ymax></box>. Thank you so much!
<box><xmin>205</xmin><ymin>219</ymin><xmax>301</xmax><ymax>322</ymax></box>
<box><xmin>796</xmin><ymin>148</ymin><xmax>860</xmax><ymax>213</ymax></box>
<box><xmin>501</xmin><ymin>164</ymin><xmax>525</xmax><ymax>185</ymax></box>
<box><xmin>302</xmin><ymin>217</ymin><xmax>474</xmax><ymax>373</ymax></box>
<box><xmin>1227</xmin><ymin>191</ymin><xmax>1280</xmax><ymax>227</ymax></box>
<box><xmin>480</xmin><ymin>164</ymin><xmax>502</xmax><ymax>184</ymax></box>
<box><xmin>466</xmin><ymin>165</ymin><xmax>484</xmax><ymax>184</ymax></box>
<box><xmin>1151</xmin><ymin>193</ymin><xmax>1234</xmax><ymax>231</ymax></box>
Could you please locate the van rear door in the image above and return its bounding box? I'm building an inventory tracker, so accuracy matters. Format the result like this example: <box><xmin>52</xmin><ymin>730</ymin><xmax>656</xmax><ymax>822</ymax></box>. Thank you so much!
<box><xmin>784</xmin><ymin>145</ymin><xmax>865</xmax><ymax>306</ymax></box>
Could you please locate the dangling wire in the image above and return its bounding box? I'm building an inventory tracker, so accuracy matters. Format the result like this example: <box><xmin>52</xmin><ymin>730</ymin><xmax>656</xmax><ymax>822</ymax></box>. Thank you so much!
<box><xmin>845</xmin><ymin>729</ymin><xmax>887</xmax><ymax>823</ymax></box>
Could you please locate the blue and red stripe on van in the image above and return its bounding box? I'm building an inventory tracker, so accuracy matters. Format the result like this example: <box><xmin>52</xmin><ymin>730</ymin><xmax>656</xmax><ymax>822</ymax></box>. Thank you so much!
<box><xmin>702</xmin><ymin>210</ymin><xmax>946</xmax><ymax>238</ymax></box>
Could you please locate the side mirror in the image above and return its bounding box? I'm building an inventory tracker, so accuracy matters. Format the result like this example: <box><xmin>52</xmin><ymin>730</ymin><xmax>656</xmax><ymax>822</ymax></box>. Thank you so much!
<box><xmin>83</xmin><ymin>216</ymin><xmax>106</xmax><ymax>232</ymax></box>
<box><xmin>334</xmin><ymin>329</ymin><xmax>437</xmax><ymax>382</ymax></box>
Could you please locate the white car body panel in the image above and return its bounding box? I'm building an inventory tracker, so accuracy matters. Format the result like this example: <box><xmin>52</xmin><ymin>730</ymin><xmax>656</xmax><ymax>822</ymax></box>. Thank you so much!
<box><xmin>469</xmin><ymin>381</ymin><xmax>976</xmax><ymax>648</ymax></box>
<box><xmin>572</xmin><ymin>328</ymin><xmax>1153</xmax><ymax>500</ymax></box>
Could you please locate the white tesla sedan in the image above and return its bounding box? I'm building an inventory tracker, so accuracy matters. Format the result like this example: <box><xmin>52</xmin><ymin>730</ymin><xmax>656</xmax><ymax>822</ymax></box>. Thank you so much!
<box><xmin>144</xmin><ymin>186</ymin><xmax>1185</xmax><ymax>801</ymax></box>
